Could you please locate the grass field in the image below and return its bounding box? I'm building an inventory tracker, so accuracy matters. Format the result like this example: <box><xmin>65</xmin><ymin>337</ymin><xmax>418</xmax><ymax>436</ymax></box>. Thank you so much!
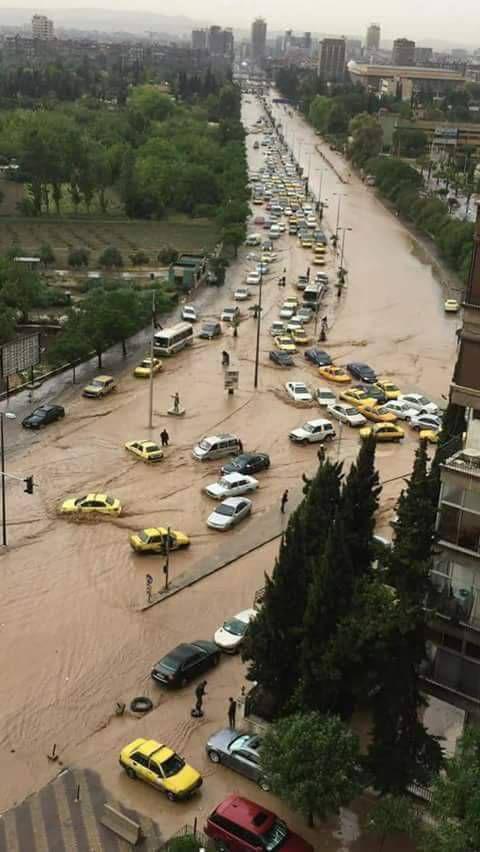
<box><xmin>0</xmin><ymin>217</ymin><xmax>219</xmax><ymax>267</ymax></box>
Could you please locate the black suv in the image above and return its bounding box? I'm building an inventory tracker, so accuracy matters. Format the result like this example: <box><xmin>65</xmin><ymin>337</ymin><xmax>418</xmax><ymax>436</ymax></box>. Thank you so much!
<box><xmin>222</xmin><ymin>453</ymin><xmax>270</xmax><ymax>476</ymax></box>
<box><xmin>346</xmin><ymin>362</ymin><xmax>377</xmax><ymax>383</ymax></box>
<box><xmin>22</xmin><ymin>404</ymin><xmax>65</xmax><ymax>429</ymax></box>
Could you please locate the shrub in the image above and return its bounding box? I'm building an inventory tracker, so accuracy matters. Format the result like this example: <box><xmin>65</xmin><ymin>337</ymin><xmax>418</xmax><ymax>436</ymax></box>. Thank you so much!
<box><xmin>68</xmin><ymin>247</ymin><xmax>90</xmax><ymax>268</ymax></box>
<box><xmin>129</xmin><ymin>250</ymin><xmax>150</xmax><ymax>266</ymax></box>
<box><xmin>98</xmin><ymin>246</ymin><xmax>123</xmax><ymax>268</ymax></box>
<box><xmin>158</xmin><ymin>245</ymin><xmax>179</xmax><ymax>265</ymax></box>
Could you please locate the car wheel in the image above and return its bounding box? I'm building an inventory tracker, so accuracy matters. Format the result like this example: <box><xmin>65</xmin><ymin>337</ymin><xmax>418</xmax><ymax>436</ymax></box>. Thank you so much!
<box><xmin>59</xmin><ymin>412</ymin><xmax>65</xmax><ymax>419</ymax></box>
<box><xmin>130</xmin><ymin>696</ymin><xmax>153</xmax><ymax>714</ymax></box>
<box><xmin>208</xmin><ymin>750</ymin><xmax>221</xmax><ymax>764</ymax></box>
<box><xmin>125</xmin><ymin>767</ymin><xmax>137</xmax><ymax>780</ymax></box>
<box><xmin>166</xmin><ymin>791</ymin><xmax>177</xmax><ymax>802</ymax></box>
<box><xmin>259</xmin><ymin>778</ymin><xmax>271</xmax><ymax>792</ymax></box>
<box><xmin>326</xmin><ymin>434</ymin><xmax>334</xmax><ymax>442</ymax></box>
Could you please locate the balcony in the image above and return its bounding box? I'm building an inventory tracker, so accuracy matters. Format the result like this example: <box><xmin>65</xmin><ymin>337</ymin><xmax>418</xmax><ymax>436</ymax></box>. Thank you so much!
<box><xmin>426</xmin><ymin>570</ymin><xmax>476</xmax><ymax>627</ymax></box>
<box><xmin>442</xmin><ymin>449</ymin><xmax>480</xmax><ymax>478</ymax></box>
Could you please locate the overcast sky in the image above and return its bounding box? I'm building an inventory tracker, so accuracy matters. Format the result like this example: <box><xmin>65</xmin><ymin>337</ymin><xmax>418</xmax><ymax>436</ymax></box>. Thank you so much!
<box><xmin>8</xmin><ymin>0</ymin><xmax>480</xmax><ymax>45</ymax></box>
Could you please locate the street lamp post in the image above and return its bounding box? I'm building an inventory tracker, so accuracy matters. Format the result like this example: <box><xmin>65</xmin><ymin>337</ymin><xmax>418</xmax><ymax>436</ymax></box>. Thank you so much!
<box><xmin>338</xmin><ymin>227</ymin><xmax>352</xmax><ymax>274</ymax></box>
<box><xmin>1</xmin><ymin>411</ymin><xmax>17</xmax><ymax>547</ymax></box>
<box><xmin>148</xmin><ymin>290</ymin><xmax>156</xmax><ymax>430</ymax></box>
<box><xmin>253</xmin><ymin>268</ymin><xmax>263</xmax><ymax>389</ymax></box>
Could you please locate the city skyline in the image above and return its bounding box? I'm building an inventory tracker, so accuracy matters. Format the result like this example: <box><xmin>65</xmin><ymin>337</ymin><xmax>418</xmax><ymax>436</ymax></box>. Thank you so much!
<box><xmin>1</xmin><ymin>2</ymin><xmax>480</xmax><ymax>46</ymax></box>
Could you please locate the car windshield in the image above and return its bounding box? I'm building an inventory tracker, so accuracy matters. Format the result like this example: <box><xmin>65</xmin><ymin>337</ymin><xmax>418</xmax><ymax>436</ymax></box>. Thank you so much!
<box><xmin>294</xmin><ymin>385</ymin><xmax>308</xmax><ymax>393</ymax></box>
<box><xmin>345</xmin><ymin>408</ymin><xmax>358</xmax><ymax>416</ymax></box>
<box><xmin>198</xmin><ymin>439</ymin><xmax>212</xmax><ymax>451</ymax></box>
<box><xmin>261</xmin><ymin>819</ymin><xmax>289</xmax><ymax>851</ymax></box>
<box><xmin>74</xmin><ymin>496</ymin><xmax>87</xmax><ymax>505</ymax></box>
<box><xmin>203</xmin><ymin>324</ymin><xmax>215</xmax><ymax>331</ymax></box>
<box><xmin>158</xmin><ymin>654</ymin><xmax>179</xmax><ymax>672</ymax></box>
<box><xmin>418</xmin><ymin>396</ymin><xmax>431</xmax><ymax>405</ymax></box>
<box><xmin>215</xmin><ymin>504</ymin><xmax>236</xmax><ymax>517</ymax></box>
<box><xmin>146</xmin><ymin>444</ymin><xmax>161</xmax><ymax>453</ymax></box>
<box><xmin>137</xmin><ymin>530</ymin><xmax>150</xmax><ymax>542</ymax></box>
<box><xmin>160</xmin><ymin>753</ymin><xmax>185</xmax><ymax>777</ymax></box>
<box><xmin>92</xmin><ymin>379</ymin><xmax>105</xmax><ymax>387</ymax></box>
<box><xmin>303</xmin><ymin>423</ymin><xmax>315</xmax><ymax>432</ymax></box>
<box><xmin>223</xmin><ymin>617</ymin><xmax>248</xmax><ymax>636</ymax></box>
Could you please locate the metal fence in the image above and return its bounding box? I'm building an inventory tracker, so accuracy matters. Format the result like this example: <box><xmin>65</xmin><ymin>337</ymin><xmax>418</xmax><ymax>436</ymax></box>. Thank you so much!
<box><xmin>157</xmin><ymin>822</ymin><xmax>214</xmax><ymax>851</ymax></box>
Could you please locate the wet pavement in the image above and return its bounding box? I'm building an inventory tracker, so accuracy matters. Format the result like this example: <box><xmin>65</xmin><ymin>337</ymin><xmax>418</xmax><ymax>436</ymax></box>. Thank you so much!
<box><xmin>0</xmin><ymin>94</ymin><xmax>456</xmax><ymax>850</ymax></box>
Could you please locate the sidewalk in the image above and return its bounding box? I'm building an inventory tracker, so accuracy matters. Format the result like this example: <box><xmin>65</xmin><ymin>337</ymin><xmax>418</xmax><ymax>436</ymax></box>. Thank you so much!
<box><xmin>140</xmin><ymin>489</ymin><xmax>302</xmax><ymax>611</ymax></box>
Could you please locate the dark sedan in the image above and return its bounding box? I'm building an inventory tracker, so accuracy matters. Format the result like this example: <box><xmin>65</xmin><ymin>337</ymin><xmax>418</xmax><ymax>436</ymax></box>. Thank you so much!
<box><xmin>151</xmin><ymin>641</ymin><xmax>220</xmax><ymax>687</ymax></box>
<box><xmin>269</xmin><ymin>350</ymin><xmax>294</xmax><ymax>367</ymax></box>
<box><xmin>354</xmin><ymin>384</ymin><xmax>387</xmax><ymax>404</ymax></box>
<box><xmin>206</xmin><ymin>729</ymin><xmax>270</xmax><ymax>791</ymax></box>
<box><xmin>346</xmin><ymin>362</ymin><xmax>377</xmax><ymax>383</ymax></box>
<box><xmin>221</xmin><ymin>452</ymin><xmax>270</xmax><ymax>476</ymax></box>
<box><xmin>304</xmin><ymin>348</ymin><xmax>332</xmax><ymax>367</ymax></box>
<box><xmin>22</xmin><ymin>404</ymin><xmax>65</xmax><ymax>429</ymax></box>
<box><xmin>198</xmin><ymin>322</ymin><xmax>222</xmax><ymax>340</ymax></box>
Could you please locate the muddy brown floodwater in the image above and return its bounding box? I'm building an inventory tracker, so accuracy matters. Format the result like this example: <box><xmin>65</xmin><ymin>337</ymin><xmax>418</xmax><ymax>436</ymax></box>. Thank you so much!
<box><xmin>0</xmin><ymin>95</ymin><xmax>455</xmax><ymax>850</ymax></box>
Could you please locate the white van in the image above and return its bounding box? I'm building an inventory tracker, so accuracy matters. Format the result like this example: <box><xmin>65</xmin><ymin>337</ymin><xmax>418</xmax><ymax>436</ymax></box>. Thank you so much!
<box><xmin>192</xmin><ymin>433</ymin><xmax>242</xmax><ymax>461</ymax></box>
<box><xmin>269</xmin><ymin>224</ymin><xmax>281</xmax><ymax>239</ymax></box>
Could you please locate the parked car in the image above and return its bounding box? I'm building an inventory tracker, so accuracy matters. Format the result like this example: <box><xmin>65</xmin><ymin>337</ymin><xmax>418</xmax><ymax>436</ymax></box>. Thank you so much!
<box><xmin>354</xmin><ymin>384</ymin><xmax>387</xmax><ymax>404</ymax></box>
<box><xmin>207</xmin><ymin>497</ymin><xmax>252</xmax><ymax>531</ymax></box>
<box><xmin>279</xmin><ymin>304</ymin><xmax>295</xmax><ymax>319</ymax></box>
<box><xmin>285</xmin><ymin>381</ymin><xmax>313</xmax><ymax>402</ymax></box>
<box><xmin>374</xmin><ymin>378</ymin><xmax>401</xmax><ymax>399</ymax></box>
<box><xmin>381</xmin><ymin>400</ymin><xmax>418</xmax><ymax>421</ymax></box>
<box><xmin>222</xmin><ymin>453</ymin><xmax>270</xmax><ymax>476</ymax></box>
<box><xmin>409</xmin><ymin>413</ymin><xmax>442</xmax><ymax>432</ymax></box>
<box><xmin>289</xmin><ymin>418</ymin><xmax>335</xmax><ymax>444</ymax></box>
<box><xmin>360</xmin><ymin>423</ymin><xmax>405</xmax><ymax>442</ymax></box>
<box><xmin>181</xmin><ymin>305</ymin><xmax>197</xmax><ymax>322</ymax></box>
<box><xmin>399</xmin><ymin>393</ymin><xmax>439</xmax><ymax>415</ymax></box>
<box><xmin>270</xmin><ymin>321</ymin><xmax>286</xmax><ymax>337</ymax></box>
<box><xmin>221</xmin><ymin>306</ymin><xmax>240</xmax><ymax>323</ymax></box>
<box><xmin>304</xmin><ymin>348</ymin><xmax>332</xmax><ymax>367</ymax></box>
<box><xmin>205</xmin><ymin>473</ymin><xmax>259</xmax><ymax>499</ymax></box>
<box><xmin>119</xmin><ymin>738</ymin><xmax>202</xmax><ymax>800</ymax></box>
<box><xmin>129</xmin><ymin>527</ymin><xmax>190</xmax><ymax>553</ymax></box>
<box><xmin>316</xmin><ymin>388</ymin><xmax>337</xmax><ymax>407</ymax></box>
<box><xmin>214</xmin><ymin>609</ymin><xmax>257</xmax><ymax>653</ymax></box>
<box><xmin>205</xmin><ymin>795</ymin><xmax>314</xmax><ymax>852</ymax></box>
<box><xmin>199</xmin><ymin>321</ymin><xmax>222</xmax><ymax>340</ymax></box>
<box><xmin>206</xmin><ymin>730</ymin><xmax>269</xmax><ymax>789</ymax></box>
<box><xmin>444</xmin><ymin>298</ymin><xmax>460</xmax><ymax>313</ymax></box>
<box><xmin>270</xmin><ymin>350</ymin><xmax>294</xmax><ymax>367</ymax></box>
<box><xmin>328</xmin><ymin>403</ymin><xmax>367</xmax><ymax>427</ymax></box>
<box><xmin>151</xmin><ymin>640</ymin><xmax>220</xmax><ymax>687</ymax></box>
<box><xmin>246</xmin><ymin>271</ymin><xmax>261</xmax><ymax>285</ymax></box>
<box><xmin>346</xmin><ymin>362</ymin><xmax>377</xmax><ymax>383</ymax></box>
<box><xmin>22</xmin><ymin>403</ymin><xmax>65</xmax><ymax>429</ymax></box>
<box><xmin>82</xmin><ymin>375</ymin><xmax>116</xmax><ymax>398</ymax></box>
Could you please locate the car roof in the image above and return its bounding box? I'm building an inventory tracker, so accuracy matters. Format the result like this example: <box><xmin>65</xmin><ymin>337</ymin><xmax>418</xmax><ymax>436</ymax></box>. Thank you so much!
<box><xmin>222</xmin><ymin>472</ymin><xmax>251</xmax><ymax>482</ymax></box>
<box><xmin>215</xmin><ymin>795</ymin><xmax>275</xmax><ymax>834</ymax></box>
<box><xmin>221</xmin><ymin>497</ymin><xmax>251</xmax><ymax>507</ymax></box>
<box><xmin>306</xmin><ymin>419</ymin><xmax>332</xmax><ymax>427</ymax></box>
<box><xmin>232</xmin><ymin>608</ymin><xmax>257</xmax><ymax>623</ymax></box>
<box><xmin>95</xmin><ymin>375</ymin><xmax>113</xmax><ymax>382</ymax></box>
<box><xmin>203</xmin><ymin>433</ymin><xmax>238</xmax><ymax>442</ymax></box>
<box><xmin>144</xmin><ymin>526</ymin><xmax>168</xmax><ymax>536</ymax></box>
<box><xmin>166</xmin><ymin>642</ymin><xmax>205</xmax><ymax>662</ymax></box>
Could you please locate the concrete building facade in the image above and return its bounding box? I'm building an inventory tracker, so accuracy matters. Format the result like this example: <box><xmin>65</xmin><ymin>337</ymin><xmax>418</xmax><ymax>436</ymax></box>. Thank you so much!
<box><xmin>31</xmin><ymin>14</ymin><xmax>54</xmax><ymax>40</ymax></box>
<box><xmin>318</xmin><ymin>37</ymin><xmax>346</xmax><ymax>82</ymax></box>
<box><xmin>392</xmin><ymin>37</ymin><xmax>416</xmax><ymax>66</ymax></box>
<box><xmin>366</xmin><ymin>23</ymin><xmax>381</xmax><ymax>51</ymax></box>
<box><xmin>251</xmin><ymin>18</ymin><xmax>267</xmax><ymax>63</ymax></box>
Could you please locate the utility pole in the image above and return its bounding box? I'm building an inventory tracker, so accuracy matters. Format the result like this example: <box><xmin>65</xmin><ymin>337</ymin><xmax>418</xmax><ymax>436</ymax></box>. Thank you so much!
<box><xmin>253</xmin><ymin>269</ymin><xmax>263</xmax><ymax>389</ymax></box>
<box><xmin>335</xmin><ymin>194</ymin><xmax>343</xmax><ymax>243</ymax></box>
<box><xmin>339</xmin><ymin>227</ymin><xmax>352</xmax><ymax>275</ymax></box>
<box><xmin>163</xmin><ymin>526</ymin><xmax>171</xmax><ymax>591</ymax></box>
<box><xmin>1</xmin><ymin>411</ymin><xmax>17</xmax><ymax>547</ymax></box>
<box><xmin>148</xmin><ymin>290</ymin><xmax>156</xmax><ymax>430</ymax></box>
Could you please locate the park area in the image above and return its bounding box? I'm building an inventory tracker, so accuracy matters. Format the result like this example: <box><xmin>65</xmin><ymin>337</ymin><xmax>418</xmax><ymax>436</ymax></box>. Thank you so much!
<box><xmin>0</xmin><ymin>210</ymin><xmax>219</xmax><ymax>268</ymax></box>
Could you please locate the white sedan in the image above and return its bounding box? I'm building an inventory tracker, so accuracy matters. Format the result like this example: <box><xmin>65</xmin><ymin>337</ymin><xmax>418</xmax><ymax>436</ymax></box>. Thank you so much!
<box><xmin>234</xmin><ymin>287</ymin><xmax>251</xmax><ymax>301</ymax></box>
<box><xmin>316</xmin><ymin>388</ymin><xmax>337</xmax><ymax>407</ymax></box>
<box><xmin>280</xmin><ymin>305</ymin><xmax>295</xmax><ymax>319</ymax></box>
<box><xmin>205</xmin><ymin>472</ymin><xmax>259</xmax><ymax>499</ymax></box>
<box><xmin>381</xmin><ymin>400</ymin><xmax>419</xmax><ymax>421</ymax></box>
<box><xmin>246</xmin><ymin>271</ymin><xmax>261</xmax><ymax>285</ymax></box>
<box><xmin>207</xmin><ymin>497</ymin><xmax>252</xmax><ymax>530</ymax></box>
<box><xmin>181</xmin><ymin>305</ymin><xmax>197</xmax><ymax>322</ymax></box>
<box><xmin>399</xmin><ymin>393</ymin><xmax>439</xmax><ymax>415</ymax></box>
<box><xmin>285</xmin><ymin>381</ymin><xmax>313</xmax><ymax>403</ymax></box>
<box><xmin>328</xmin><ymin>403</ymin><xmax>367</xmax><ymax>427</ymax></box>
<box><xmin>214</xmin><ymin>608</ymin><xmax>257</xmax><ymax>653</ymax></box>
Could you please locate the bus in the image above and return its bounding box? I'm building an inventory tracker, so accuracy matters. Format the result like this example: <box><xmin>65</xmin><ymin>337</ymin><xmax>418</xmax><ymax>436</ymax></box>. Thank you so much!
<box><xmin>153</xmin><ymin>322</ymin><xmax>193</xmax><ymax>357</ymax></box>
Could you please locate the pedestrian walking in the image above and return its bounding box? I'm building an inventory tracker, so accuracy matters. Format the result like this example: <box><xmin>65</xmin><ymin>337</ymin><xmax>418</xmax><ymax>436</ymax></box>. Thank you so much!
<box><xmin>192</xmin><ymin>680</ymin><xmax>207</xmax><ymax>717</ymax></box>
<box><xmin>238</xmin><ymin>439</ymin><xmax>244</xmax><ymax>453</ymax></box>
<box><xmin>318</xmin><ymin>444</ymin><xmax>326</xmax><ymax>465</ymax></box>
<box><xmin>228</xmin><ymin>697</ymin><xmax>236</xmax><ymax>729</ymax></box>
<box><xmin>306</xmin><ymin>267</ymin><xmax>310</xmax><ymax>280</ymax></box>
<box><xmin>160</xmin><ymin>428</ymin><xmax>169</xmax><ymax>447</ymax></box>
<box><xmin>281</xmin><ymin>489</ymin><xmax>289</xmax><ymax>514</ymax></box>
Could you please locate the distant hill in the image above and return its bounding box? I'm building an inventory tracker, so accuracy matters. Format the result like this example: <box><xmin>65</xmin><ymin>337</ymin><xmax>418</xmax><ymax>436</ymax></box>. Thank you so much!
<box><xmin>0</xmin><ymin>7</ymin><xmax>208</xmax><ymax>37</ymax></box>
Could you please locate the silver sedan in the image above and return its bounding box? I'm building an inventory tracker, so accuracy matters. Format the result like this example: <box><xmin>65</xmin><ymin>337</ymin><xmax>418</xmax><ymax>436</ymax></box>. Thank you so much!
<box><xmin>206</xmin><ymin>729</ymin><xmax>270</xmax><ymax>791</ymax></box>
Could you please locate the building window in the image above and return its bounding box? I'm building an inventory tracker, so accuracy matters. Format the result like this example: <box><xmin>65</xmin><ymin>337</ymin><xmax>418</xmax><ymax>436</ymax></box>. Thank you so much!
<box><xmin>441</xmin><ymin>482</ymin><xmax>464</xmax><ymax>506</ymax></box>
<box><xmin>463</xmin><ymin>489</ymin><xmax>480</xmax><ymax>513</ymax></box>
<box><xmin>438</xmin><ymin>505</ymin><xmax>460</xmax><ymax>544</ymax></box>
<box><xmin>458</xmin><ymin>510</ymin><xmax>480</xmax><ymax>553</ymax></box>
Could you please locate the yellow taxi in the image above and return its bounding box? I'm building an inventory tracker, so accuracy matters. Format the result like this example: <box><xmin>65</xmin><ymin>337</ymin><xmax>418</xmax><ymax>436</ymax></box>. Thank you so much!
<box><xmin>319</xmin><ymin>365</ymin><xmax>351</xmax><ymax>383</ymax></box>
<box><xmin>129</xmin><ymin>527</ymin><xmax>190</xmax><ymax>553</ymax></box>
<box><xmin>119</xmin><ymin>738</ymin><xmax>202</xmax><ymax>801</ymax></box>
<box><xmin>301</xmin><ymin>236</ymin><xmax>313</xmax><ymax>249</ymax></box>
<box><xmin>292</xmin><ymin>328</ymin><xmax>311</xmax><ymax>346</ymax></box>
<box><xmin>340</xmin><ymin>388</ymin><xmax>377</xmax><ymax>408</ymax></box>
<box><xmin>359</xmin><ymin>404</ymin><xmax>397</xmax><ymax>423</ymax></box>
<box><xmin>419</xmin><ymin>429</ymin><xmax>439</xmax><ymax>444</ymax></box>
<box><xmin>125</xmin><ymin>440</ymin><xmax>164</xmax><ymax>463</ymax></box>
<box><xmin>275</xmin><ymin>335</ymin><xmax>297</xmax><ymax>353</ymax></box>
<box><xmin>134</xmin><ymin>357</ymin><xmax>163</xmax><ymax>378</ymax></box>
<box><xmin>374</xmin><ymin>379</ymin><xmax>401</xmax><ymax>400</ymax></box>
<box><xmin>284</xmin><ymin>296</ymin><xmax>299</xmax><ymax>308</ymax></box>
<box><xmin>60</xmin><ymin>493</ymin><xmax>122</xmax><ymax>515</ymax></box>
<box><xmin>359</xmin><ymin>423</ymin><xmax>405</xmax><ymax>442</ymax></box>
<box><xmin>312</xmin><ymin>253</ymin><xmax>326</xmax><ymax>266</ymax></box>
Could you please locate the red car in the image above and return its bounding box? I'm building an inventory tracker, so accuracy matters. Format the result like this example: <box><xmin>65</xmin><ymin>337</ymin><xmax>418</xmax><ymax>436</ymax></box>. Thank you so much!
<box><xmin>205</xmin><ymin>795</ymin><xmax>314</xmax><ymax>852</ymax></box>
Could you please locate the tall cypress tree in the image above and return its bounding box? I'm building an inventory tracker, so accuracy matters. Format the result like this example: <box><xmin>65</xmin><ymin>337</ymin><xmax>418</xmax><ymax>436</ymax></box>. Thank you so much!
<box><xmin>368</xmin><ymin>441</ymin><xmax>443</xmax><ymax>793</ymax></box>
<box><xmin>242</xmin><ymin>459</ymin><xmax>342</xmax><ymax>715</ymax></box>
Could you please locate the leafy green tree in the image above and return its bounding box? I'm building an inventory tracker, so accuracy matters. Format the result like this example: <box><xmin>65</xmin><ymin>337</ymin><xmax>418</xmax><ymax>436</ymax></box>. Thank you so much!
<box><xmin>222</xmin><ymin>222</ymin><xmax>246</xmax><ymax>257</ymax></box>
<box><xmin>68</xmin><ymin>247</ymin><xmax>90</xmax><ymax>268</ymax></box>
<box><xmin>49</xmin><ymin>310</ymin><xmax>92</xmax><ymax>377</ymax></box>
<box><xmin>1</xmin><ymin>267</ymin><xmax>43</xmax><ymax>322</ymax></box>
<box><xmin>128</xmin><ymin>86</ymin><xmax>175</xmax><ymax>121</ymax></box>
<box><xmin>39</xmin><ymin>242</ymin><xmax>56</xmax><ymax>267</ymax></box>
<box><xmin>129</xmin><ymin>251</ymin><xmax>150</xmax><ymax>266</ymax></box>
<box><xmin>261</xmin><ymin>713</ymin><xmax>361</xmax><ymax>827</ymax></box>
<box><xmin>367</xmin><ymin>795</ymin><xmax>421</xmax><ymax>851</ymax></box>
<box><xmin>99</xmin><ymin>246</ymin><xmax>123</xmax><ymax>269</ymax></box>
<box><xmin>420</xmin><ymin>726</ymin><xmax>480</xmax><ymax>852</ymax></box>
<box><xmin>349</xmin><ymin>113</ymin><xmax>383</xmax><ymax>166</ymax></box>
<box><xmin>158</xmin><ymin>246</ymin><xmax>179</xmax><ymax>265</ymax></box>
<box><xmin>0</xmin><ymin>302</ymin><xmax>16</xmax><ymax>344</ymax></box>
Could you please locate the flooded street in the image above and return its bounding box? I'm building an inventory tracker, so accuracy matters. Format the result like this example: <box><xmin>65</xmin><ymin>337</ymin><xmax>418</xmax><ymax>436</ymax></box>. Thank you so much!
<box><xmin>0</xmin><ymin>95</ymin><xmax>456</xmax><ymax>849</ymax></box>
